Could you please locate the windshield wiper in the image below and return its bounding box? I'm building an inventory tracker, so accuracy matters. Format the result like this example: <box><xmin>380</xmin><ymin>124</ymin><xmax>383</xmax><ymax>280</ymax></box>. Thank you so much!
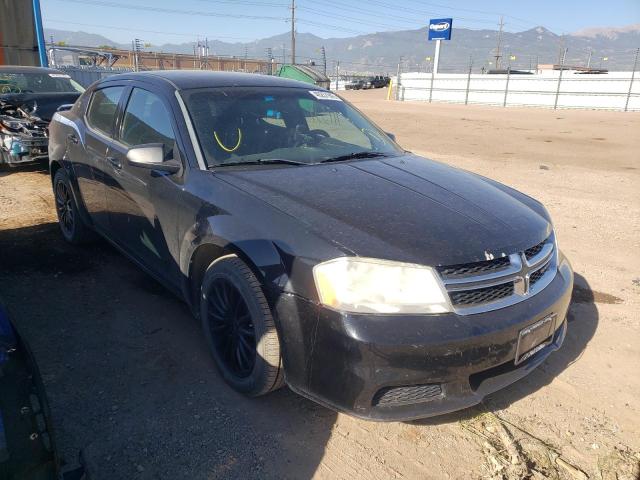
<box><xmin>213</xmin><ymin>158</ymin><xmax>307</xmax><ymax>168</ymax></box>
<box><xmin>317</xmin><ymin>152</ymin><xmax>389</xmax><ymax>164</ymax></box>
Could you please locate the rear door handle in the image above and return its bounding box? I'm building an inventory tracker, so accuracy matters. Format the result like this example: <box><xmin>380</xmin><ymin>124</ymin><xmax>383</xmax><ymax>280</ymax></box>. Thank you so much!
<box><xmin>106</xmin><ymin>156</ymin><xmax>122</xmax><ymax>169</ymax></box>
<box><xmin>67</xmin><ymin>133</ymin><xmax>78</xmax><ymax>144</ymax></box>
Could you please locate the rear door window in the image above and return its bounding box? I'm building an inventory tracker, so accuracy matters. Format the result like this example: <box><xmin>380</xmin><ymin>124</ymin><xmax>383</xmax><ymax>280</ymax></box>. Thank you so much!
<box><xmin>86</xmin><ymin>86</ymin><xmax>125</xmax><ymax>136</ymax></box>
<box><xmin>120</xmin><ymin>88</ymin><xmax>176</xmax><ymax>160</ymax></box>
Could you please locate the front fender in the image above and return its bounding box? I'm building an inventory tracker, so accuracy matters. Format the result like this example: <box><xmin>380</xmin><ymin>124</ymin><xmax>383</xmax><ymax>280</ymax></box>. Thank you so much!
<box><xmin>179</xmin><ymin>214</ymin><xmax>292</xmax><ymax>299</ymax></box>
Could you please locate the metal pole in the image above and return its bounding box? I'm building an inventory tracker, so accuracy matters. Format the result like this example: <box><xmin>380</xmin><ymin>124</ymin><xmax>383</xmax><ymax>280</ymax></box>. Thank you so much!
<box><xmin>465</xmin><ymin>56</ymin><xmax>473</xmax><ymax>105</ymax></box>
<box><xmin>554</xmin><ymin>48</ymin><xmax>567</xmax><ymax>110</ymax></box>
<box><xmin>395</xmin><ymin>58</ymin><xmax>402</xmax><ymax>101</ymax></box>
<box><xmin>494</xmin><ymin>16</ymin><xmax>504</xmax><ymax>70</ymax></box>
<box><xmin>624</xmin><ymin>48</ymin><xmax>639</xmax><ymax>112</ymax></box>
<box><xmin>32</xmin><ymin>0</ymin><xmax>48</xmax><ymax>66</ymax></box>
<box><xmin>321</xmin><ymin>46</ymin><xmax>327</xmax><ymax>76</ymax></box>
<box><xmin>334</xmin><ymin>61</ymin><xmax>339</xmax><ymax>91</ymax></box>
<box><xmin>433</xmin><ymin>40</ymin><xmax>441</xmax><ymax>75</ymax></box>
<box><xmin>429</xmin><ymin>63</ymin><xmax>435</xmax><ymax>103</ymax></box>
<box><xmin>290</xmin><ymin>0</ymin><xmax>296</xmax><ymax>65</ymax></box>
<box><xmin>503</xmin><ymin>66</ymin><xmax>511</xmax><ymax>107</ymax></box>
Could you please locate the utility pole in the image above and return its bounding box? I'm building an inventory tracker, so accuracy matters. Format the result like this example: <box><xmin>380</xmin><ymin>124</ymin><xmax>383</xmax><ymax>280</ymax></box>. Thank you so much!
<box><xmin>586</xmin><ymin>48</ymin><xmax>593</xmax><ymax>68</ymax></box>
<box><xmin>494</xmin><ymin>16</ymin><xmax>504</xmax><ymax>70</ymax></box>
<box><xmin>321</xmin><ymin>46</ymin><xmax>327</xmax><ymax>75</ymax></box>
<box><xmin>395</xmin><ymin>56</ymin><xmax>403</xmax><ymax>101</ymax></box>
<box><xmin>334</xmin><ymin>60</ymin><xmax>340</xmax><ymax>91</ymax></box>
<box><xmin>624</xmin><ymin>47</ymin><xmax>639</xmax><ymax>112</ymax></box>
<box><xmin>266</xmin><ymin>47</ymin><xmax>274</xmax><ymax>75</ymax></box>
<box><xmin>290</xmin><ymin>0</ymin><xmax>296</xmax><ymax>65</ymax></box>
<box><xmin>554</xmin><ymin>47</ymin><xmax>568</xmax><ymax>109</ymax></box>
<box><xmin>133</xmin><ymin>38</ymin><xmax>142</xmax><ymax>72</ymax></box>
<box><xmin>557</xmin><ymin>36</ymin><xmax>565</xmax><ymax>65</ymax></box>
<box><xmin>49</xmin><ymin>34</ymin><xmax>56</xmax><ymax>67</ymax></box>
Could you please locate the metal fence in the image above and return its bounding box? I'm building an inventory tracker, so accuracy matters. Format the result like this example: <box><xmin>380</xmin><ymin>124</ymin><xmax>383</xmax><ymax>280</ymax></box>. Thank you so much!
<box><xmin>394</xmin><ymin>49</ymin><xmax>639</xmax><ymax>112</ymax></box>
<box><xmin>395</xmin><ymin>72</ymin><xmax>639</xmax><ymax>111</ymax></box>
<box><xmin>56</xmin><ymin>65</ymin><xmax>134</xmax><ymax>87</ymax></box>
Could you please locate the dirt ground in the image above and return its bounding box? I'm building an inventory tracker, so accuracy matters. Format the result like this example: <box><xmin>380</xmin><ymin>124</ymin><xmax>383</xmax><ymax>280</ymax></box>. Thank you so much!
<box><xmin>1</xmin><ymin>89</ymin><xmax>639</xmax><ymax>480</ymax></box>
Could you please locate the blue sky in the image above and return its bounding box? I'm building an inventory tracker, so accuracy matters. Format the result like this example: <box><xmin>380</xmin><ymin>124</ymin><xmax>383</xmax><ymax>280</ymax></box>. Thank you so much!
<box><xmin>42</xmin><ymin>0</ymin><xmax>640</xmax><ymax>45</ymax></box>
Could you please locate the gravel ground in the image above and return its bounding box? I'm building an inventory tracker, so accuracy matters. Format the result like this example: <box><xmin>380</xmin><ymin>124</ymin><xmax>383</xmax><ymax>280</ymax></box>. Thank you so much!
<box><xmin>0</xmin><ymin>90</ymin><xmax>638</xmax><ymax>479</ymax></box>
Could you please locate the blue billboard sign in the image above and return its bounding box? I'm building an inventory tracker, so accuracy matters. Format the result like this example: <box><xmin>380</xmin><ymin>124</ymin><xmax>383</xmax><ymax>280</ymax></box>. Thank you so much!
<box><xmin>428</xmin><ymin>18</ymin><xmax>453</xmax><ymax>41</ymax></box>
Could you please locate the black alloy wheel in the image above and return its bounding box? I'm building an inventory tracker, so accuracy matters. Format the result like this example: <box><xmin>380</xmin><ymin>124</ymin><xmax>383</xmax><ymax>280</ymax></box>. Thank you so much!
<box><xmin>55</xmin><ymin>179</ymin><xmax>74</xmax><ymax>238</ymax></box>
<box><xmin>52</xmin><ymin>168</ymin><xmax>95</xmax><ymax>244</ymax></box>
<box><xmin>206</xmin><ymin>278</ymin><xmax>256</xmax><ymax>378</ymax></box>
<box><xmin>200</xmin><ymin>256</ymin><xmax>284</xmax><ymax>396</ymax></box>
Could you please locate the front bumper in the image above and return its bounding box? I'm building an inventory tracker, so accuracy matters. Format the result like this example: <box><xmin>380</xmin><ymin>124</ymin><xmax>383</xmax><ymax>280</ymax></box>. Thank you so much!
<box><xmin>1</xmin><ymin>135</ymin><xmax>48</xmax><ymax>164</ymax></box>
<box><xmin>276</xmin><ymin>256</ymin><xmax>573</xmax><ymax>421</ymax></box>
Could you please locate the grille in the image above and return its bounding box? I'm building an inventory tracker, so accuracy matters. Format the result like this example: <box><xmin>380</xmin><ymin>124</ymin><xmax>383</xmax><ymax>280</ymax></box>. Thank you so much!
<box><xmin>438</xmin><ymin>235</ymin><xmax>556</xmax><ymax>314</ymax></box>
<box><xmin>529</xmin><ymin>262</ymin><xmax>550</xmax><ymax>285</ymax></box>
<box><xmin>437</xmin><ymin>256</ymin><xmax>510</xmax><ymax>278</ymax></box>
<box><xmin>372</xmin><ymin>384</ymin><xmax>442</xmax><ymax>407</ymax></box>
<box><xmin>450</xmin><ymin>282</ymin><xmax>514</xmax><ymax>306</ymax></box>
<box><xmin>524</xmin><ymin>239</ymin><xmax>547</xmax><ymax>260</ymax></box>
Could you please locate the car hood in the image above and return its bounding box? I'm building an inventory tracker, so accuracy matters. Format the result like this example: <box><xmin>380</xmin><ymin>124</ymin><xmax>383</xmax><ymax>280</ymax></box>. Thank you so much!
<box><xmin>218</xmin><ymin>154</ymin><xmax>552</xmax><ymax>266</ymax></box>
<box><xmin>0</xmin><ymin>93</ymin><xmax>81</xmax><ymax>122</ymax></box>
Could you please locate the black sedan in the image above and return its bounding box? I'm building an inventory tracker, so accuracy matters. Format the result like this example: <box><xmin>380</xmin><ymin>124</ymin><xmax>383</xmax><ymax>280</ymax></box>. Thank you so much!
<box><xmin>48</xmin><ymin>71</ymin><xmax>573</xmax><ymax>421</ymax></box>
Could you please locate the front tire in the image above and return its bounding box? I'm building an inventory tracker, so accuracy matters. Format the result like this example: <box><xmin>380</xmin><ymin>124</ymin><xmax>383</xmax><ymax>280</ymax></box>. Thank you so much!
<box><xmin>200</xmin><ymin>255</ymin><xmax>284</xmax><ymax>396</ymax></box>
<box><xmin>53</xmin><ymin>168</ymin><xmax>95</xmax><ymax>244</ymax></box>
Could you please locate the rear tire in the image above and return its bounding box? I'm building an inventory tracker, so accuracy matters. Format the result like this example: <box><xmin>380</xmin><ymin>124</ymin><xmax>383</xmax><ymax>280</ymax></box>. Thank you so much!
<box><xmin>53</xmin><ymin>168</ymin><xmax>95</xmax><ymax>244</ymax></box>
<box><xmin>200</xmin><ymin>255</ymin><xmax>284</xmax><ymax>396</ymax></box>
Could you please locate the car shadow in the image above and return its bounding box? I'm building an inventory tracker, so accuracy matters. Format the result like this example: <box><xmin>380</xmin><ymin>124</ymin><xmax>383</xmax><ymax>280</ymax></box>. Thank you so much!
<box><xmin>0</xmin><ymin>222</ymin><xmax>335</xmax><ymax>480</ymax></box>
<box><xmin>411</xmin><ymin>272</ymin><xmax>599</xmax><ymax>426</ymax></box>
<box><xmin>0</xmin><ymin>161</ymin><xmax>49</xmax><ymax>177</ymax></box>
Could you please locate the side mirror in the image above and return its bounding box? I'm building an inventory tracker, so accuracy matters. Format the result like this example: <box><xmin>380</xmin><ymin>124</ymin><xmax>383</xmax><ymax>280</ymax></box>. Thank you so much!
<box><xmin>126</xmin><ymin>143</ymin><xmax>181</xmax><ymax>173</ymax></box>
<box><xmin>56</xmin><ymin>104</ymin><xmax>74</xmax><ymax>112</ymax></box>
<box><xmin>385</xmin><ymin>132</ymin><xmax>397</xmax><ymax>142</ymax></box>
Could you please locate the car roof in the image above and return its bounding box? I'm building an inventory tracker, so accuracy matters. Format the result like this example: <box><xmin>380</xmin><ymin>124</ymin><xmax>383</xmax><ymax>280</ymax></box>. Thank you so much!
<box><xmin>99</xmin><ymin>70</ymin><xmax>321</xmax><ymax>91</ymax></box>
<box><xmin>0</xmin><ymin>65</ymin><xmax>67</xmax><ymax>74</ymax></box>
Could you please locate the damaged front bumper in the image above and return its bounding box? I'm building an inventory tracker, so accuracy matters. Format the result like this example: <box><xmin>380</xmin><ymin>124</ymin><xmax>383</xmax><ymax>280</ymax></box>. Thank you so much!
<box><xmin>0</xmin><ymin>101</ymin><xmax>50</xmax><ymax>165</ymax></box>
<box><xmin>276</xmin><ymin>256</ymin><xmax>574</xmax><ymax>421</ymax></box>
<box><xmin>1</xmin><ymin>133</ymin><xmax>49</xmax><ymax>164</ymax></box>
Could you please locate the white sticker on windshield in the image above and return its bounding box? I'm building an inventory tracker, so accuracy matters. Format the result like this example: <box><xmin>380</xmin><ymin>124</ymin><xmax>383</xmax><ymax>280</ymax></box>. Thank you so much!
<box><xmin>309</xmin><ymin>90</ymin><xmax>342</xmax><ymax>101</ymax></box>
<box><xmin>49</xmin><ymin>73</ymin><xmax>71</xmax><ymax>78</ymax></box>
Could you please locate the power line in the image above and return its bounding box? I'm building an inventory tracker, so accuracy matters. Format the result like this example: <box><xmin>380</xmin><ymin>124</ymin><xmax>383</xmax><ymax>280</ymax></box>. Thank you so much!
<box><xmin>56</xmin><ymin>0</ymin><xmax>287</xmax><ymax>21</ymax></box>
<box><xmin>45</xmin><ymin>19</ymin><xmax>262</xmax><ymax>42</ymax></box>
<box><xmin>297</xmin><ymin>5</ymin><xmax>421</xmax><ymax>30</ymax></box>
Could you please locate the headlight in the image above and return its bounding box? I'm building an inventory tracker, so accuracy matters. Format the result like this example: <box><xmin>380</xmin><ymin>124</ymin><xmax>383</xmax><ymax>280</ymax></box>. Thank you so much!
<box><xmin>313</xmin><ymin>257</ymin><xmax>451</xmax><ymax>314</ymax></box>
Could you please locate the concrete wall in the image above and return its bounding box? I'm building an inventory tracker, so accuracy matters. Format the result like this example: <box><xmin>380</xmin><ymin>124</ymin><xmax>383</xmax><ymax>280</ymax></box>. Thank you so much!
<box><xmin>395</xmin><ymin>71</ymin><xmax>639</xmax><ymax>112</ymax></box>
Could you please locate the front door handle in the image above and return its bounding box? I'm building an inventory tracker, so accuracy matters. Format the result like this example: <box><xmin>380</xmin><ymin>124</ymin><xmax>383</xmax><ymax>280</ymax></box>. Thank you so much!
<box><xmin>106</xmin><ymin>156</ymin><xmax>122</xmax><ymax>169</ymax></box>
<box><xmin>67</xmin><ymin>133</ymin><xmax>78</xmax><ymax>144</ymax></box>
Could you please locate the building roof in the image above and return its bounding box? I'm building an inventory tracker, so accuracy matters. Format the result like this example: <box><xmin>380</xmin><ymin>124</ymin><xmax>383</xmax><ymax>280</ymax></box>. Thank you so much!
<box><xmin>101</xmin><ymin>70</ymin><xmax>319</xmax><ymax>91</ymax></box>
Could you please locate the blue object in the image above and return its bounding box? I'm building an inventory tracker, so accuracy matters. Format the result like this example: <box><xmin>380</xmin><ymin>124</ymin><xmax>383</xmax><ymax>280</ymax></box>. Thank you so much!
<box><xmin>32</xmin><ymin>0</ymin><xmax>49</xmax><ymax>67</ymax></box>
<box><xmin>428</xmin><ymin>18</ymin><xmax>453</xmax><ymax>41</ymax></box>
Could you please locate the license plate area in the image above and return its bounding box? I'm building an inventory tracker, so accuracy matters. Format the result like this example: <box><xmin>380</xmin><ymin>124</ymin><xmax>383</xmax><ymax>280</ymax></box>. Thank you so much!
<box><xmin>514</xmin><ymin>314</ymin><xmax>556</xmax><ymax>365</ymax></box>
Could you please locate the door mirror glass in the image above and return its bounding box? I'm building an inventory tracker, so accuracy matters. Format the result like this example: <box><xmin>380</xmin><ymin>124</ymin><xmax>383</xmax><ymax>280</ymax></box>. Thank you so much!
<box><xmin>126</xmin><ymin>144</ymin><xmax>180</xmax><ymax>173</ymax></box>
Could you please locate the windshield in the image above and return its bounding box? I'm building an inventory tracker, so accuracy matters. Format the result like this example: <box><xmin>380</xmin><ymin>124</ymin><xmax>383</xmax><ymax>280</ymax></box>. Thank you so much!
<box><xmin>181</xmin><ymin>86</ymin><xmax>401</xmax><ymax>167</ymax></box>
<box><xmin>0</xmin><ymin>72</ymin><xmax>84</xmax><ymax>94</ymax></box>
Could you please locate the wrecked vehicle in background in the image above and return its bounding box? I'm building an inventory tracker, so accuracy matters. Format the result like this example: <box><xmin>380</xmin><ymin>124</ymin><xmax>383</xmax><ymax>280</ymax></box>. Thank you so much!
<box><xmin>0</xmin><ymin>66</ymin><xmax>83</xmax><ymax>167</ymax></box>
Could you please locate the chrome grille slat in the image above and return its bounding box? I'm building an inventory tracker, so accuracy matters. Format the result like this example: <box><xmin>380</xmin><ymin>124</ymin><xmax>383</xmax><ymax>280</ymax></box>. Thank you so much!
<box><xmin>438</xmin><ymin>235</ymin><xmax>557</xmax><ymax>315</ymax></box>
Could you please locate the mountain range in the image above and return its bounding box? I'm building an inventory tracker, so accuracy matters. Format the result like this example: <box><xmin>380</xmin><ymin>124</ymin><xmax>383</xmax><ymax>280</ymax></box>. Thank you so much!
<box><xmin>45</xmin><ymin>24</ymin><xmax>640</xmax><ymax>73</ymax></box>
